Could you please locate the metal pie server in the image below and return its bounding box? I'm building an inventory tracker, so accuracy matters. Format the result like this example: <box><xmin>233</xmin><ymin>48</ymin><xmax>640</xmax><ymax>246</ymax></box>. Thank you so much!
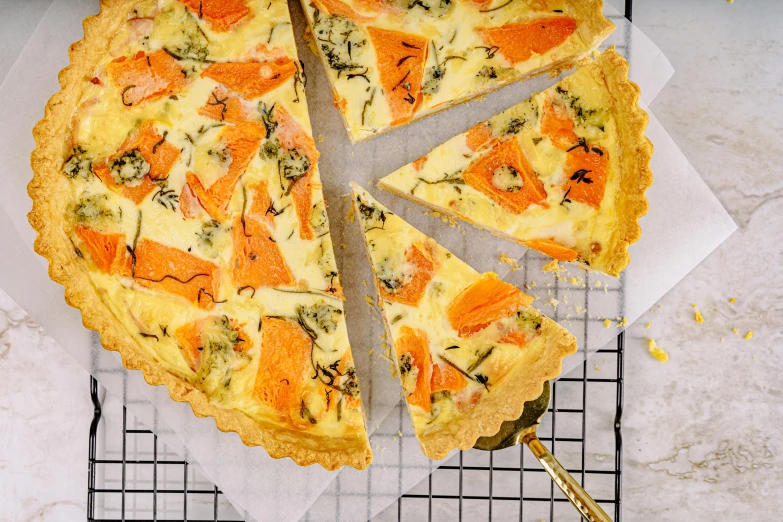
<box><xmin>474</xmin><ymin>381</ymin><xmax>612</xmax><ymax>522</ymax></box>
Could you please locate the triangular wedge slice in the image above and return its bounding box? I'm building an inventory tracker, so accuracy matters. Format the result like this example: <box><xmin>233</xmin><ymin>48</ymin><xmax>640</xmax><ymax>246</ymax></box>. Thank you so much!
<box><xmin>379</xmin><ymin>47</ymin><xmax>652</xmax><ymax>276</ymax></box>
<box><xmin>352</xmin><ymin>184</ymin><xmax>577</xmax><ymax>459</ymax></box>
<box><xmin>300</xmin><ymin>0</ymin><xmax>614</xmax><ymax>142</ymax></box>
<box><xmin>29</xmin><ymin>0</ymin><xmax>370</xmax><ymax>469</ymax></box>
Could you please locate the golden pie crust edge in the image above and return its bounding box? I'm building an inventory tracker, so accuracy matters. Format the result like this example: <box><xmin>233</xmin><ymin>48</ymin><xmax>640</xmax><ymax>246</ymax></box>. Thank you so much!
<box><xmin>27</xmin><ymin>0</ymin><xmax>372</xmax><ymax>471</ymax></box>
<box><xmin>300</xmin><ymin>0</ymin><xmax>615</xmax><ymax>144</ymax></box>
<box><xmin>379</xmin><ymin>46</ymin><xmax>653</xmax><ymax>278</ymax></box>
<box><xmin>418</xmin><ymin>318</ymin><xmax>577</xmax><ymax>460</ymax></box>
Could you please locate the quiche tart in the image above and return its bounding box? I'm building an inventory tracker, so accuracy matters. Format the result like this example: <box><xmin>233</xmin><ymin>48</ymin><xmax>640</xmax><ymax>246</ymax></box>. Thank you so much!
<box><xmin>301</xmin><ymin>0</ymin><xmax>614</xmax><ymax>142</ymax></box>
<box><xmin>28</xmin><ymin>0</ymin><xmax>371</xmax><ymax>470</ymax></box>
<box><xmin>352</xmin><ymin>184</ymin><xmax>576</xmax><ymax>459</ymax></box>
<box><xmin>379</xmin><ymin>47</ymin><xmax>652</xmax><ymax>276</ymax></box>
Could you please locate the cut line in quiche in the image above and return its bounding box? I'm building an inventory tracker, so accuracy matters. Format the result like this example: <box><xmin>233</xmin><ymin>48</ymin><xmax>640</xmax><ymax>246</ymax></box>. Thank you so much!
<box><xmin>28</xmin><ymin>0</ymin><xmax>371</xmax><ymax>470</ymax></box>
<box><xmin>352</xmin><ymin>184</ymin><xmax>577</xmax><ymax>459</ymax></box>
<box><xmin>301</xmin><ymin>0</ymin><xmax>614</xmax><ymax>142</ymax></box>
<box><xmin>379</xmin><ymin>47</ymin><xmax>653</xmax><ymax>277</ymax></box>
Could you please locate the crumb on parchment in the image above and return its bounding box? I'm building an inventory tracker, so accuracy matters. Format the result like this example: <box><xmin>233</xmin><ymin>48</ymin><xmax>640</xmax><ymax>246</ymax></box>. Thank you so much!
<box><xmin>733</xmin><ymin>327</ymin><xmax>740</xmax><ymax>335</ymax></box>
<box><xmin>730</xmin><ymin>297</ymin><xmax>737</xmax><ymax>303</ymax></box>
<box><xmin>694</xmin><ymin>310</ymin><xmax>704</xmax><ymax>323</ymax></box>
<box><xmin>603</xmin><ymin>319</ymin><xmax>612</xmax><ymax>328</ymax></box>
<box><xmin>645</xmin><ymin>322</ymin><xmax>651</xmax><ymax>329</ymax></box>
<box><xmin>542</xmin><ymin>259</ymin><xmax>560</xmax><ymax>273</ymax></box>
<box><xmin>647</xmin><ymin>338</ymin><xmax>669</xmax><ymax>362</ymax></box>
<box><xmin>745</xmin><ymin>331</ymin><xmax>753</xmax><ymax>340</ymax></box>
<box><xmin>499</xmin><ymin>253</ymin><xmax>521</xmax><ymax>271</ymax></box>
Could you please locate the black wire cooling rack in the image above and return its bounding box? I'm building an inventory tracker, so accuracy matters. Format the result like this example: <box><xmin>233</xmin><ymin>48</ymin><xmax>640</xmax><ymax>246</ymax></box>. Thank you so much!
<box><xmin>87</xmin><ymin>3</ymin><xmax>633</xmax><ymax>521</ymax></box>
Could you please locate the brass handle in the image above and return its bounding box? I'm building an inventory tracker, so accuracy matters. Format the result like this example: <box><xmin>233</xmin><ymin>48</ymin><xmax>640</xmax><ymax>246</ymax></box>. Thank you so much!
<box><xmin>522</xmin><ymin>433</ymin><xmax>613</xmax><ymax>522</ymax></box>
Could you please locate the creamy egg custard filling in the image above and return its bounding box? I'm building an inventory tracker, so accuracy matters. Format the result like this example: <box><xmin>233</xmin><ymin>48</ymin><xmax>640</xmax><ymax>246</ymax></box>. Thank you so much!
<box><xmin>29</xmin><ymin>0</ymin><xmax>371</xmax><ymax>469</ymax></box>
<box><xmin>380</xmin><ymin>47</ymin><xmax>652</xmax><ymax>276</ymax></box>
<box><xmin>352</xmin><ymin>184</ymin><xmax>576</xmax><ymax>459</ymax></box>
<box><xmin>300</xmin><ymin>0</ymin><xmax>613</xmax><ymax>142</ymax></box>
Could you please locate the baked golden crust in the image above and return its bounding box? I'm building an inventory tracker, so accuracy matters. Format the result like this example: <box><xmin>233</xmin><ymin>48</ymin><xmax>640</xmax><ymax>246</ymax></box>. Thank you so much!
<box><xmin>299</xmin><ymin>0</ymin><xmax>615</xmax><ymax>143</ymax></box>
<box><xmin>417</xmin><ymin>318</ymin><xmax>576</xmax><ymax>459</ymax></box>
<box><xmin>585</xmin><ymin>47</ymin><xmax>653</xmax><ymax>276</ymax></box>
<box><xmin>28</xmin><ymin>0</ymin><xmax>371</xmax><ymax>470</ymax></box>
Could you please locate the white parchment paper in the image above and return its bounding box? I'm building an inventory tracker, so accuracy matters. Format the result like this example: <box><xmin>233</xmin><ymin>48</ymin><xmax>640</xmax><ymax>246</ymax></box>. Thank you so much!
<box><xmin>0</xmin><ymin>1</ymin><xmax>734</xmax><ymax>521</ymax></box>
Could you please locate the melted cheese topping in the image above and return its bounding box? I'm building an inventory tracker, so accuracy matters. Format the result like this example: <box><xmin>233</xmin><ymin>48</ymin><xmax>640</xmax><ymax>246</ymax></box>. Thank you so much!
<box><xmin>302</xmin><ymin>0</ymin><xmax>611</xmax><ymax>141</ymax></box>
<box><xmin>61</xmin><ymin>0</ymin><xmax>366</xmax><ymax>440</ymax></box>
<box><xmin>353</xmin><ymin>185</ymin><xmax>551</xmax><ymax>434</ymax></box>
<box><xmin>380</xmin><ymin>54</ymin><xmax>623</xmax><ymax>274</ymax></box>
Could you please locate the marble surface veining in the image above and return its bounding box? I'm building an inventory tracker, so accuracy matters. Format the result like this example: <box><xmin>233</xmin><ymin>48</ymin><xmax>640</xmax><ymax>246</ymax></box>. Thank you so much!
<box><xmin>1</xmin><ymin>0</ymin><xmax>782</xmax><ymax>520</ymax></box>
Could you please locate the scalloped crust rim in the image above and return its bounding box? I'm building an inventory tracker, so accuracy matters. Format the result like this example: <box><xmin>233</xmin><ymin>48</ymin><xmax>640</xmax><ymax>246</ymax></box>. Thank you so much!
<box><xmin>300</xmin><ymin>0</ymin><xmax>615</xmax><ymax>144</ymax></box>
<box><xmin>379</xmin><ymin>46</ymin><xmax>653</xmax><ymax>278</ymax></box>
<box><xmin>27</xmin><ymin>0</ymin><xmax>371</xmax><ymax>471</ymax></box>
<box><xmin>350</xmin><ymin>184</ymin><xmax>577</xmax><ymax>460</ymax></box>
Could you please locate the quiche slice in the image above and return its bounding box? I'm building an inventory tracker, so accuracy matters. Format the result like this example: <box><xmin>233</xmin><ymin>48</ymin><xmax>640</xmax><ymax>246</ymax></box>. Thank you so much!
<box><xmin>352</xmin><ymin>184</ymin><xmax>576</xmax><ymax>459</ymax></box>
<box><xmin>379</xmin><ymin>47</ymin><xmax>652</xmax><ymax>276</ymax></box>
<box><xmin>301</xmin><ymin>0</ymin><xmax>614</xmax><ymax>142</ymax></box>
<box><xmin>28</xmin><ymin>0</ymin><xmax>371</xmax><ymax>469</ymax></box>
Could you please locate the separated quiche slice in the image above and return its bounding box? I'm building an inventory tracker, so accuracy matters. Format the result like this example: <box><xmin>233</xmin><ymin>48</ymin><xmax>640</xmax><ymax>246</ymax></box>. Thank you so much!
<box><xmin>380</xmin><ymin>47</ymin><xmax>652</xmax><ymax>276</ymax></box>
<box><xmin>301</xmin><ymin>0</ymin><xmax>614</xmax><ymax>142</ymax></box>
<box><xmin>29</xmin><ymin>0</ymin><xmax>371</xmax><ymax>469</ymax></box>
<box><xmin>352</xmin><ymin>184</ymin><xmax>576</xmax><ymax>459</ymax></box>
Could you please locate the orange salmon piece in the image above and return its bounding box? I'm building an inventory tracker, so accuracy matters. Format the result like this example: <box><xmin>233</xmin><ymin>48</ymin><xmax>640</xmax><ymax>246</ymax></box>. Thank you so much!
<box><xmin>431</xmin><ymin>360</ymin><xmax>466</xmax><ymax>394</ymax></box>
<box><xmin>563</xmin><ymin>146</ymin><xmax>609</xmax><ymax>209</ymax></box>
<box><xmin>175</xmin><ymin>321</ymin><xmax>204</xmax><ymax>372</ymax></box>
<box><xmin>412</xmin><ymin>155</ymin><xmax>427</xmax><ymax>171</ymax></box>
<box><xmin>201</xmin><ymin>61</ymin><xmax>297</xmax><ymax>100</ymax></box>
<box><xmin>465</xmin><ymin>122</ymin><xmax>494</xmax><ymax>152</ymax></box>
<box><xmin>179</xmin><ymin>180</ymin><xmax>203</xmax><ymax>219</ymax></box>
<box><xmin>274</xmin><ymin>106</ymin><xmax>320</xmax><ymax>240</ymax></box>
<box><xmin>118</xmin><ymin>122</ymin><xmax>181</xmax><ymax>180</ymax></box>
<box><xmin>477</xmin><ymin>17</ymin><xmax>576</xmax><ymax>65</ymax></box>
<box><xmin>132</xmin><ymin>239</ymin><xmax>220</xmax><ymax>309</ymax></box>
<box><xmin>463</xmin><ymin>138</ymin><xmax>548</xmax><ymax>214</ymax></box>
<box><xmin>255</xmin><ymin>317</ymin><xmax>312</xmax><ymax>416</ymax></box>
<box><xmin>74</xmin><ymin>225</ymin><xmax>132</xmax><ymax>276</ymax></box>
<box><xmin>367</xmin><ymin>27</ymin><xmax>428</xmax><ymax>126</ymax></box>
<box><xmin>312</xmin><ymin>0</ymin><xmax>376</xmax><ymax>21</ymax></box>
<box><xmin>231</xmin><ymin>216</ymin><xmax>295</xmax><ymax>289</ymax></box>
<box><xmin>522</xmin><ymin>239</ymin><xmax>578</xmax><ymax>262</ymax></box>
<box><xmin>395</xmin><ymin>326</ymin><xmax>432</xmax><ymax>413</ymax></box>
<box><xmin>209</xmin><ymin>121</ymin><xmax>265</xmax><ymax>211</ymax></box>
<box><xmin>541</xmin><ymin>96</ymin><xmax>578</xmax><ymax>150</ymax></box>
<box><xmin>107</xmin><ymin>50</ymin><xmax>188</xmax><ymax>107</ymax></box>
<box><xmin>448</xmin><ymin>273</ymin><xmax>533</xmax><ymax>336</ymax></box>
<box><xmin>186</xmin><ymin>122</ymin><xmax>265</xmax><ymax>222</ymax></box>
<box><xmin>500</xmin><ymin>331</ymin><xmax>528</xmax><ymax>348</ymax></box>
<box><xmin>93</xmin><ymin>163</ymin><xmax>157</xmax><ymax>205</ymax></box>
<box><xmin>247</xmin><ymin>180</ymin><xmax>274</xmax><ymax>221</ymax></box>
<box><xmin>177</xmin><ymin>0</ymin><xmax>253</xmax><ymax>32</ymax></box>
<box><xmin>378</xmin><ymin>243</ymin><xmax>435</xmax><ymax>306</ymax></box>
<box><xmin>198</xmin><ymin>86</ymin><xmax>251</xmax><ymax>123</ymax></box>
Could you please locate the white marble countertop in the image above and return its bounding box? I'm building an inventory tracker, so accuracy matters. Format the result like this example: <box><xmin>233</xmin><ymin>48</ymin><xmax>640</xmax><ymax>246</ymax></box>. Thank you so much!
<box><xmin>1</xmin><ymin>0</ymin><xmax>782</xmax><ymax>520</ymax></box>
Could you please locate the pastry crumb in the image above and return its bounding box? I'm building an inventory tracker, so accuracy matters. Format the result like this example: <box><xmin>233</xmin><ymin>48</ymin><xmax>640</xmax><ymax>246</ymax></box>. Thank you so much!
<box><xmin>691</xmin><ymin>303</ymin><xmax>697</xmax><ymax>308</ymax></box>
<box><xmin>645</xmin><ymin>322</ymin><xmax>651</xmax><ymax>329</ymax></box>
<box><xmin>647</xmin><ymin>338</ymin><xmax>669</xmax><ymax>362</ymax></box>
<box><xmin>603</xmin><ymin>319</ymin><xmax>612</xmax><ymax>328</ymax></box>
<box><xmin>732</xmin><ymin>327</ymin><xmax>740</xmax><ymax>335</ymax></box>
<box><xmin>616</xmin><ymin>316</ymin><xmax>628</xmax><ymax>327</ymax></box>
<box><xmin>549</xmin><ymin>297</ymin><xmax>559</xmax><ymax>310</ymax></box>
<box><xmin>542</xmin><ymin>259</ymin><xmax>560</xmax><ymax>273</ymax></box>
<box><xmin>362</xmin><ymin>279</ymin><xmax>368</xmax><ymax>287</ymax></box>
<box><xmin>720</xmin><ymin>337</ymin><xmax>725</xmax><ymax>343</ymax></box>
<box><xmin>694</xmin><ymin>310</ymin><xmax>704</xmax><ymax>323</ymax></box>
<box><xmin>340</xmin><ymin>243</ymin><xmax>347</xmax><ymax>249</ymax></box>
<box><xmin>364</xmin><ymin>295</ymin><xmax>375</xmax><ymax>306</ymax></box>
<box><xmin>499</xmin><ymin>253</ymin><xmax>522</xmax><ymax>271</ymax></box>
<box><xmin>398</xmin><ymin>430</ymin><xmax>403</xmax><ymax>437</ymax></box>
<box><xmin>595</xmin><ymin>280</ymin><xmax>602</xmax><ymax>287</ymax></box>
<box><xmin>317</xmin><ymin>134</ymin><xmax>325</xmax><ymax>143</ymax></box>
<box><xmin>729</xmin><ymin>297</ymin><xmax>737</xmax><ymax>303</ymax></box>
<box><xmin>744</xmin><ymin>331</ymin><xmax>753</xmax><ymax>340</ymax></box>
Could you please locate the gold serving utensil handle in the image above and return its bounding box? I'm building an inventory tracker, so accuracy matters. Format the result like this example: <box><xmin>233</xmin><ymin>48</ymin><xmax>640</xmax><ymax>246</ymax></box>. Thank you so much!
<box><xmin>474</xmin><ymin>381</ymin><xmax>613</xmax><ymax>522</ymax></box>
<box><xmin>520</xmin><ymin>427</ymin><xmax>612</xmax><ymax>522</ymax></box>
